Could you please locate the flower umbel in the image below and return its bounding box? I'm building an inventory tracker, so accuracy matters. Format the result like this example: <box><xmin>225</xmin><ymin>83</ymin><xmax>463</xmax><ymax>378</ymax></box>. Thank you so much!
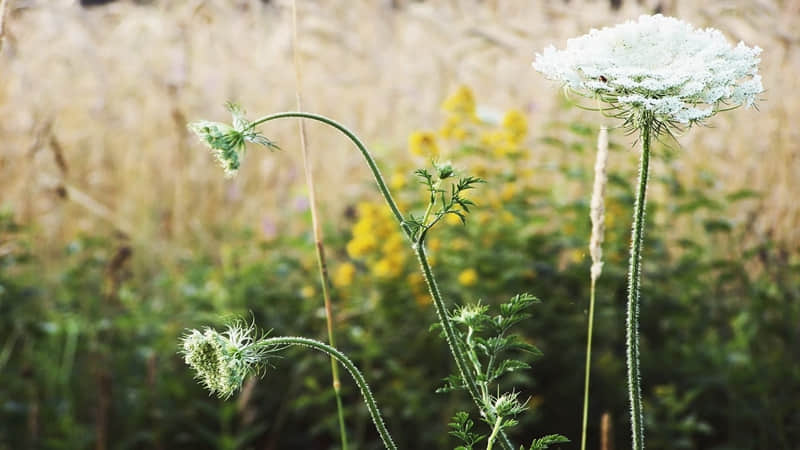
<box><xmin>180</xmin><ymin>322</ymin><xmax>271</xmax><ymax>398</ymax></box>
<box><xmin>188</xmin><ymin>103</ymin><xmax>279</xmax><ymax>177</ymax></box>
<box><xmin>533</xmin><ymin>14</ymin><xmax>763</xmax><ymax>128</ymax></box>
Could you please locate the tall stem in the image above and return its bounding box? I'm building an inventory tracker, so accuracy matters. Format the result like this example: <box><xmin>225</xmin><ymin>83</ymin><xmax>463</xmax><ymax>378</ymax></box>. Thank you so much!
<box><xmin>580</xmin><ymin>279</ymin><xmax>598</xmax><ymax>450</ymax></box>
<box><xmin>289</xmin><ymin>3</ymin><xmax>348</xmax><ymax>449</ymax></box>
<box><xmin>627</xmin><ymin>120</ymin><xmax>652</xmax><ymax>450</ymax></box>
<box><xmin>581</xmin><ymin>125</ymin><xmax>608</xmax><ymax>450</ymax></box>
<box><xmin>416</xmin><ymin>241</ymin><xmax>514</xmax><ymax>450</ymax></box>
<box><xmin>249</xmin><ymin>112</ymin><xmax>513</xmax><ymax>450</ymax></box>
<box><xmin>260</xmin><ymin>336</ymin><xmax>396</xmax><ymax>450</ymax></box>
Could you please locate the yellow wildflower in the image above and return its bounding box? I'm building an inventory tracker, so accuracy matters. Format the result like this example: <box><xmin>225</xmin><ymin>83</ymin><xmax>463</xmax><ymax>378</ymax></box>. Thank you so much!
<box><xmin>500</xmin><ymin>182</ymin><xmax>517</xmax><ymax>202</ymax></box>
<box><xmin>501</xmin><ymin>109</ymin><xmax>528</xmax><ymax>144</ymax></box>
<box><xmin>382</xmin><ymin>235</ymin><xmax>406</xmax><ymax>258</ymax></box>
<box><xmin>390</xmin><ymin>171</ymin><xmax>407</xmax><ymax>190</ymax></box>
<box><xmin>372</xmin><ymin>257</ymin><xmax>401</xmax><ymax>279</ymax></box>
<box><xmin>346</xmin><ymin>234</ymin><xmax>377</xmax><ymax>258</ymax></box>
<box><xmin>333</xmin><ymin>262</ymin><xmax>356</xmax><ymax>288</ymax></box>
<box><xmin>408</xmin><ymin>131</ymin><xmax>439</xmax><ymax>158</ymax></box>
<box><xmin>458</xmin><ymin>268</ymin><xmax>479</xmax><ymax>287</ymax></box>
<box><xmin>442</xmin><ymin>85</ymin><xmax>477</xmax><ymax>117</ymax></box>
<box><xmin>428</xmin><ymin>238</ymin><xmax>442</xmax><ymax>252</ymax></box>
<box><xmin>300</xmin><ymin>285</ymin><xmax>316</xmax><ymax>298</ymax></box>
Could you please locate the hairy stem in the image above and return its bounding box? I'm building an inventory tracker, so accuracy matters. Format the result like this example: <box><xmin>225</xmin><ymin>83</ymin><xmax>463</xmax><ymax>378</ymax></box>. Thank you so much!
<box><xmin>416</xmin><ymin>241</ymin><xmax>515</xmax><ymax>450</ymax></box>
<box><xmin>260</xmin><ymin>336</ymin><xmax>396</xmax><ymax>450</ymax></box>
<box><xmin>289</xmin><ymin>3</ymin><xmax>348</xmax><ymax>449</ymax></box>
<box><xmin>627</xmin><ymin>120</ymin><xmax>652</xmax><ymax>450</ymax></box>
<box><xmin>249</xmin><ymin>112</ymin><xmax>513</xmax><ymax>450</ymax></box>
<box><xmin>486</xmin><ymin>416</ymin><xmax>503</xmax><ymax>450</ymax></box>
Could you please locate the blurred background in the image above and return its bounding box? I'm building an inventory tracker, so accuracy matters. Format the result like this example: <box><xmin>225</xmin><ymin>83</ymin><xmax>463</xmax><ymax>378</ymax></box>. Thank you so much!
<box><xmin>0</xmin><ymin>0</ymin><xmax>798</xmax><ymax>449</ymax></box>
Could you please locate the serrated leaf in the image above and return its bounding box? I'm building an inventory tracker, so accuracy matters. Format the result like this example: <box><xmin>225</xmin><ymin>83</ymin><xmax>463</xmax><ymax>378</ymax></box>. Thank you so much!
<box><xmin>526</xmin><ymin>434</ymin><xmax>570</xmax><ymax>450</ymax></box>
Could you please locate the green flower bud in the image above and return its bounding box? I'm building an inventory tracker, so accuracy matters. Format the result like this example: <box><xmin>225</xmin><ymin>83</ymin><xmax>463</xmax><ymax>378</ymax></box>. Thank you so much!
<box><xmin>180</xmin><ymin>323</ymin><xmax>269</xmax><ymax>399</ymax></box>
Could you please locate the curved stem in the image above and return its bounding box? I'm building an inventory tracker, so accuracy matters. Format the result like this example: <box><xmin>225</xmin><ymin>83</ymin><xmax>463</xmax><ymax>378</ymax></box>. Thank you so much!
<box><xmin>260</xmin><ymin>336</ymin><xmax>397</xmax><ymax>450</ymax></box>
<box><xmin>250</xmin><ymin>112</ymin><xmax>513</xmax><ymax>450</ymax></box>
<box><xmin>627</xmin><ymin>120</ymin><xmax>652</xmax><ymax>450</ymax></box>
<box><xmin>250</xmin><ymin>112</ymin><xmax>412</xmax><ymax>239</ymax></box>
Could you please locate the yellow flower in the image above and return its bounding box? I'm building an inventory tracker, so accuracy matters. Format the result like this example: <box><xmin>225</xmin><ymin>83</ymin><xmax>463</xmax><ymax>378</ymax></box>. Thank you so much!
<box><xmin>300</xmin><ymin>285</ymin><xmax>316</xmax><ymax>298</ymax></box>
<box><xmin>458</xmin><ymin>268</ymin><xmax>479</xmax><ymax>286</ymax></box>
<box><xmin>333</xmin><ymin>262</ymin><xmax>356</xmax><ymax>288</ymax></box>
<box><xmin>382</xmin><ymin>234</ymin><xmax>405</xmax><ymax>255</ymax></box>
<box><xmin>346</xmin><ymin>234</ymin><xmax>377</xmax><ymax>258</ymax></box>
<box><xmin>442</xmin><ymin>85</ymin><xmax>477</xmax><ymax>117</ymax></box>
<box><xmin>501</xmin><ymin>109</ymin><xmax>528</xmax><ymax>144</ymax></box>
<box><xmin>372</xmin><ymin>257</ymin><xmax>401</xmax><ymax>279</ymax></box>
<box><xmin>428</xmin><ymin>238</ymin><xmax>442</xmax><ymax>252</ymax></box>
<box><xmin>408</xmin><ymin>131</ymin><xmax>439</xmax><ymax>158</ymax></box>
<box><xmin>500</xmin><ymin>182</ymin><xmax>517</xmax><ymax>202</ymax></box>
<box><xmin>390</xmin><ymin>171</ymin><xmax>407</xmax><ymax>190</ymax></box>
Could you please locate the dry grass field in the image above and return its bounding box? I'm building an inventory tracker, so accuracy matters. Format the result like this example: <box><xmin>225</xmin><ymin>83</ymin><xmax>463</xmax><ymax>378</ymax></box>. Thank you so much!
<box><xmin>1</xmin><ymin>0</ymin><xmax>798</xmax><ymax>262</ymax></box>
<box><xmin>1</xmin><ymin>2</ymin><xmax>799</xmax><ymax>449</ymax></box>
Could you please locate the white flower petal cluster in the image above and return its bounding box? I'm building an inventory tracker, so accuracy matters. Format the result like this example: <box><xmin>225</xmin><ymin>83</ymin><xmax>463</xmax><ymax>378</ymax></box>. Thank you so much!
<box><xmin>533</xmin><ymin>15</ymin><xmax>763</xmax><ymax>125</ymax></box>
<box><xmin>181</xmin><ymin>323</ymin><xmax>268</xmax><ymax>398</ymax></box>
<box><xmin>188</xmin><ymin>103</ymin><xmax>278</xmax><ymax>177</ymax></box>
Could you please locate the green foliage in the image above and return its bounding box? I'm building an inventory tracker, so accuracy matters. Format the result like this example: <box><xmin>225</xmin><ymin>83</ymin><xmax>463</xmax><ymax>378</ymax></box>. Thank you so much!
<box><xmin>449</xmin><ymin>411</ymin><xmax>486</xmax><ymax>450</ymax></box>
<box><xmin>1</xmin><ymin>109</ymin><xmax>799</xmax><ymax>449</ymax></box>
<box><xmin>524</xmin><ymin>434</ymin><xmax>570</xmax><ymax>450</ymax></box>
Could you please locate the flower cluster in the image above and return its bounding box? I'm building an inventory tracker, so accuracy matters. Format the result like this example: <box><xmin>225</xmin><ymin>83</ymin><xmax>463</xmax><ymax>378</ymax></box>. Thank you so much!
<box><xmin>343</xmin><ymin>87</ymin><xmax>540</xmax><ymax>301</ymax></box>
<box><xmin>180</xmin><ymin>322</ymin><xmax>269</xmax><ymax>398</ymax></box>
<box><xmin>345</xmin><ymin>202</ymin><xmax>408</xmax><ymax>280</ymax></box>
<box><xmin>188</xmin><ymin>103</ymin><xmax>278</xmax><ymax>177</ymax></box>
<box><xmin>533</xmin><ymin>15</ymin><xmax>763</xmax><ymax>127</ymax></box>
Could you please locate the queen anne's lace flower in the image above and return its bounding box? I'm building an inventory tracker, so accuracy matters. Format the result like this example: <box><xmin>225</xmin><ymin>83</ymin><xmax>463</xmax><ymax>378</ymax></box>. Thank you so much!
<box><xmin>188</xmin><ymin>103</ymin><xmax>278</xmax><ymax>177</ymax></box>
<box><xmin>533</xmin><ymin>15</ymin><xmax>763</xmax><ymax>126</ymax></box>
<box><xmin>181</xmin><ymin>323</ymin><xmax>269</xmax><ymax>398</ymax></box>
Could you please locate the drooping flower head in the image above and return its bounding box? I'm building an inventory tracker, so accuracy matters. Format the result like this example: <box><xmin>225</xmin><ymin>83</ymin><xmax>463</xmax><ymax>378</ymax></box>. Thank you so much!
<box><xmin>533</xmin><ymin>15</ymin><xmax>763</xmax><ymax>129</ymax></box>
<box><xmin>188</xmin><ymin>103</ymin><xmax>279</xmax><ymax>177</ymax></box>
<box><xmin>180</xmin><ymin>321</ymin><xmax>272</xmax><ymax>398</ymax></box>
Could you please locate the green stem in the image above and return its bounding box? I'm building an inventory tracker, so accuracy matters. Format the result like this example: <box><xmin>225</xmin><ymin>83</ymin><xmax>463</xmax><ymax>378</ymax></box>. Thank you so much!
<box><xmin>580</xmin><ymin>279</ymin><xmax>597</xmax><ymax>450</ymax></box>
<box><xmin>626</xmin><ymin>120</ymin><xmax>652</xmax><ymax>450</ymax></box>
<box><xmin>416</xmin><ymin>241</ymin><xmax>514</xmax><ymax>450</ymax></box>
<box><xmin>250</xmin><ymin>112</ymin><xmax>513</xmax><ymax>450</ymax></box>
<box><xmin>260</xmin><ymin>336</ymin><xmax>397</xmax><ymax>450</ymax></box>
<box><xmin>486</xmin><ymin>416</ymin><xmax>503</xmax><ymax>450</ymax></box>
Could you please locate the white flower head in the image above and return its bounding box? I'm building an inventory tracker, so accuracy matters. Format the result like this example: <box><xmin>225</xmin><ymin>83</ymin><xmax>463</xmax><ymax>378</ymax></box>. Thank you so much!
<box><xmin>180</xmin><ymin>321</ymin><xmax>271</xmax><ymax>398</ymax></box>
<box><xmin>188</xmin><ymin>103</ymin><xmax>279</xmax><ymax>177</ymax></box>
<box><xmin>533</xmin><ymin>15</ymin><xmax>763</xmax><ymax>127</ymax></box>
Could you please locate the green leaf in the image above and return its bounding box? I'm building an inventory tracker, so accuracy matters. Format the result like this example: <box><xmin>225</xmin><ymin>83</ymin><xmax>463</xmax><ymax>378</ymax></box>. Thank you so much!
<box><xmin>525</xmin><ymin>434</ymin><xmax>570</xmax><ymax>450</ymax></box>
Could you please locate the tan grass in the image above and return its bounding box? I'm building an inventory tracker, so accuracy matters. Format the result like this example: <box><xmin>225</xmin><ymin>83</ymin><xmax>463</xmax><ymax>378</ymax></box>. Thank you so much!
<box><xmin>0</xmin><ymin>0</ymin><xmax>797</xmax><ymax>260</ymax></box>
